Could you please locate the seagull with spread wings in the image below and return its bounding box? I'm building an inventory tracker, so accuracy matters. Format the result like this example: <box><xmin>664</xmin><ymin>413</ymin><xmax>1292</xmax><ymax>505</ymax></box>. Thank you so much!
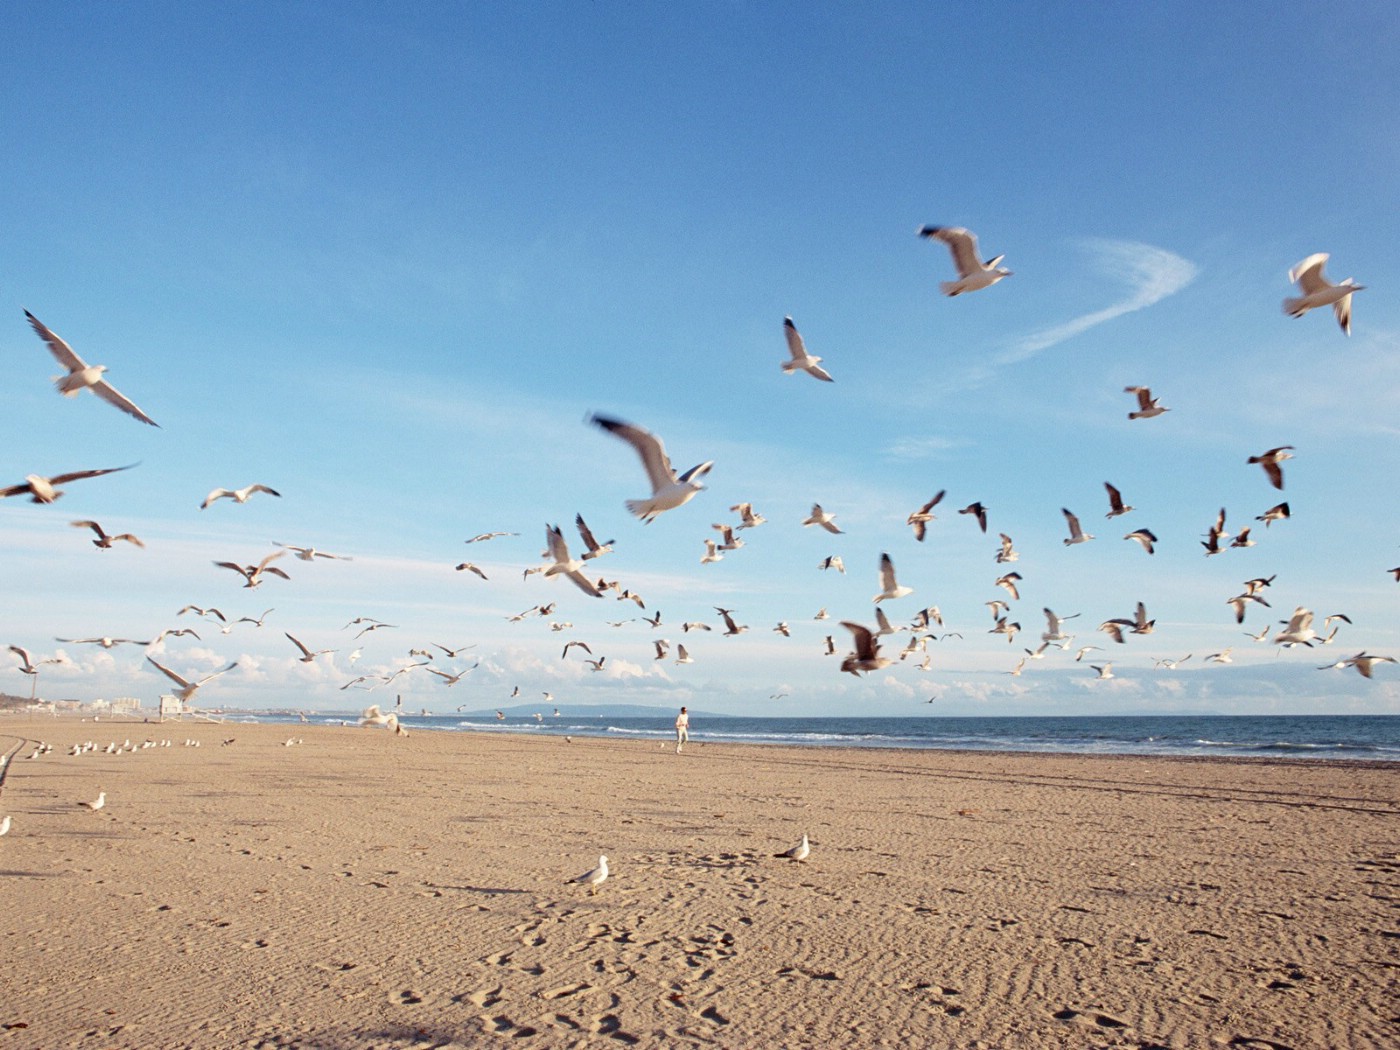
<box><xmin>590</xmin><ymin>415</ymin><xmax>713</xmax><ymax>522</ymax></box>
<box><xmin>781</xmin><ymin>316</ymin><xmax>835</xmax><ymax>382</ymax></box>
<box><xmin>146</xmin><ymin>656</ymin><xmax>238</xmax><ymax>703</ymax></box>
<box><xmin>1283</xmin><ymin>253</ymin><xmax>1363</xmax><ymax>335</ymax></box>
<box><xmin>1</xmin><ymin>464</ymin><xmax>136</xmax><ymax>504</ymax></box>
<box><xmin>917</xmin><ymin>226</ymin><xmax>1012</xmax><ymax>295</ymax></box>
<box><xmin>543</xmin><ymin>524</ymin><xmax>604</xmax><ymax>597</ymax></box>
<box><xmin>71</xmin><ymin>519</ymin><xmax>144</xmax><ymax>549</ymax></box>
<box><xmin>25</xmin><ymin>310</ymin><xmax>159</xmax><ymax>426</ymax></box>
<box><xmin>202</xmin><ymin>484</ymin><xmax>281</xmax><ymax>509</ymax></box>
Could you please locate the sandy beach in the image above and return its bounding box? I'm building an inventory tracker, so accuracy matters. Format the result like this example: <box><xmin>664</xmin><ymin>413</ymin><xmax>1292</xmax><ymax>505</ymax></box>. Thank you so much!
<box><xmin>1</xmin><ymin>716</ymin><xmax>1396</xmax><ymax>1049</ymax></box>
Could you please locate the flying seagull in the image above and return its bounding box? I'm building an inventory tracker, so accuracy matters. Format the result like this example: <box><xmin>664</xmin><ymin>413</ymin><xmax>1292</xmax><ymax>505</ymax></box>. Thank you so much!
<box><xmin>285</xmin><ymin>632</ymin><xmax>335</xmax><ymax>663</ymax></box>
<box><xmin>839</xmin><ymin>621</ymin><xmax>893</xmax><ymax>675</ymax></box>
<box><xmin>781</xmin><ymin>316</ymin><xmax>835</xmax><ymax>382</ymax></box>
<box><xmin>201</xmin><ymin>484</ymin><xmax>281</xmax><ymax>509</ymax></box>
<box><xmin>1124</xmin><ymin>528</ymin><xmax>1158</xmax><ymax>554</ymax></box>
<box><xmin>543</xmin><ymin>524</ymin><xmax>604</xmax><ymax>597</ymax></box>
<box><xmin>873</xmin><ymin>552</ymin><xmax>914</xmax><ymax>603</ymax></box>
<box><xmin>25</xmin><ymin>310</ymin><xmax>159</xmax><ymax>426</ymax></box>
<box><xmin>907</xmin><ymin>490</ymin><xmax>945</xmax><ymax>542</ymax></box>
<box><xmin>465</xmin><ymin>531</ymin><xmax>518</xmax><ymax>543</ymax></box>
<box><xmin>0</xmin><ymin>464</ymin><xmax>136</xmax><ymax>504</ymax></box>
<box><xmin>146</xmin><ymin>656</ymin><xmax>238</xmax><ymax>703</ymax></box>
<box><xmin>1061</xmin><ymin>508</ymin><xmax>1094</xmax><ymax>546</ymax></box>
<box><xmin>276</xmin><ymin>544</ymin><xmax>352</xmax><ymax>562</ymax></box>
<box><xmin>958</xmin><ymin>502</ymin><xmax>988</xmax><ymax>533</ymax></box>
<box><xmin>71</xmin><ymin>519</ymin><xmax>144</xmax><ymax>549</ymax></box>
<box><xmin>213</xmin><ymin>550</ymin><xmax>290</xmax><ymax>589</ymax></box>
<box><xmin>590</xmin><ymin>415</ymin><xmax>713</xmax><ymax>522</ymax></box>
<box><xmin>917</xmin><ymin>226</ymin><xmax>1012</xmax><ymax>296</ymax></box>
<box><xmin>802</xmin><ymin>503</ymin><xmax>843</xmax><ymax>534</ymax></box>
<box><xmin>574</xmin><ymin>514</ymin><xmax>614</xmax><ymax>560</ymax></box>
<box><xmin>9</xmin><ymin>646</ymin><xmax>63</xmax><ymax>675</ymax></box>
<box><xmin>1103</xmin><ymin>482</ymin><xmax>1133</xmax><ymax>519</ymax></box>
<box><xmin>1283</xmin><ymin>253</ymin><xmax>1363</xmax><ymax>335</ymax></box>
<box><xmin>1124</xmin><ymin>386</ymin><xmax>1169</xmax><ymax>419</ymax></box>
<box><xmin>1248</xmin><ymin>447</ymin><xmax>1294</xmax><ymax>490</ymax></box>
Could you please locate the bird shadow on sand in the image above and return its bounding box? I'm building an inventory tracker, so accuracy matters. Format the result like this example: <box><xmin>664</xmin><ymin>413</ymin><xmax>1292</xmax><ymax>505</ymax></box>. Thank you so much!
<box><xmin>426</xmin><ymin>882</ymin><xmax>531</xmax><ymax>896</ymax></box>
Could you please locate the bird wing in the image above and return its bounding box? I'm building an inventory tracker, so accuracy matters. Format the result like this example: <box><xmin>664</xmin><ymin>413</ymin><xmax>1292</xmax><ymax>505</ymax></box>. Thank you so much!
<box><xmin>879</xmin><ymin>553</ymin><xmax>900</xmax><ymax>592</ymax></box>
<box><xmin>1104</xmin><ymin>482</ymin><xmax>1124</xmax><ymax>513</ymax></box>
<box><xmin>564</xmin><ymin>569</ymin><xmax>603</xmax><ymax>597</ymax></box>
<box><xmin>49</xmin><ymin>464</ymin><xmax>138</xmax><ymax>486</ymax></box>
<box><xmin>921</xmin><ymin>226</ymin><xmax>982</xmax><ymax>276</ymax></box>
<box><xmin>840</xmin><ymin>621</ymin><xmax>877</xmax><ymax>659</ymax></box>
<box><xmin>804</xmin><ymin>362</ymin><xmax>834</xmax><ymax>382</ymax></box>
<box><xmin>25</xmin><ymin>311</ymin><xmax>87</xmax><ymax>371</ymax></box>
<box><xmin>201</xmin><ymin>488</ymin><xmax>232</xmax><ymax>508</ymax></box>
<box><xmin>575</xmin><ymin>513</ymin><xmax>600</xmax><ymax>551</ymax></box>
<box><xmin>285</xmin><ymin>633</ymin><xmax>313</xmax><ymax>658</ymax></box>
<box><xmin>1288</xmin><ymin>253</ymin><xmax>1331</xmax><ymax>293</ymax></box>
<box><xmin>591</xmin><ymin>415</ymin><xmax>676</xmax><ymax>492</ymax></box>
<box><xmin>546</xmin><ymin>524</ymin><xmax>572</xmax><ymax>564</ymax></box>
<box><xmin>248</xmin><ymin>484</ymin><xmax>281</xmax><ymax>498</ymax></box>
<box><xmin>91</xmin><ymin>379</ymin><xmax>158</xmax><ymax>427</ymax></box>
<box><xmin>1062</xmin><ymin>508</ymin><xmax>1083</xmax><ymax>538</ymax></box>
<box><xmin>146</xmin><ymin>656</ymin><xmax>192</xmax><ymax>689</ymax></box>
<box><xmin>782</xmin><ymin>317</ymin><xmax>807</xmax><ymax>361</ymax></box>
<box><xmin>195</xmin><ymin>662</ymin><xmax>238</xmax><ymax>687</ymax></box>
<box><xmin>1333</xmin><ymin>291</ymin><xmax>1353</xmax><ymax>335</ymax></box>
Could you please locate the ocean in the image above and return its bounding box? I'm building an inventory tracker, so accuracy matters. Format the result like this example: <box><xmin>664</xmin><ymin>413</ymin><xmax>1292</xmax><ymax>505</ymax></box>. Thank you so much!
<box><xmin>230</xmin><ymin>711</ymin><xmax>1400</xmax><ymax>761</ymax></box>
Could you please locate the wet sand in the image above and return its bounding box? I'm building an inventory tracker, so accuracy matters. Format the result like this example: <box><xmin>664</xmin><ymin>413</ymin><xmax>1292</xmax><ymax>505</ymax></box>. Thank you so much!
<box><xmin>1</xmin><ymin>716</ymin><xmax>1396</xmax><ymax>1049</ymax></box>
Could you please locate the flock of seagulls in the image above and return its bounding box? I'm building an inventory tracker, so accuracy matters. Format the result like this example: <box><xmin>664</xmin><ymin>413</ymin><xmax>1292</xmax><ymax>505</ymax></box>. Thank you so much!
<box><xmin>3</xmin><ymin>230</ymin><xmax>1388</xmax><ymax>721</ymax></box>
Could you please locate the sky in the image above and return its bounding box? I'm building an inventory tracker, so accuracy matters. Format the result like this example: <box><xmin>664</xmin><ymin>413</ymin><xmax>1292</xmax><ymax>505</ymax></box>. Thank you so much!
<box><xmin>3</xmin><ymin>2</ymin><xmax>1398</xmax><ymax>717</ymax></box>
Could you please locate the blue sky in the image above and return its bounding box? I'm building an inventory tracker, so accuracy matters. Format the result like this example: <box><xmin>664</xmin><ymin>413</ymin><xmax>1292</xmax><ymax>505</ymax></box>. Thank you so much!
<box><xmin>3</xmin><ymin>3</ymin><xmax>1397</xmax><ymax>716</ymax></box>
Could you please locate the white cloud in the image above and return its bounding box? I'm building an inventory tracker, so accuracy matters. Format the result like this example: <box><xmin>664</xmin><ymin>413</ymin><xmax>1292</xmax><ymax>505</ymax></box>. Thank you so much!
<box><xmin>1000</xmin><ymin>239</ymin><xmax>1198</xmax><ymax>363</ymax></box>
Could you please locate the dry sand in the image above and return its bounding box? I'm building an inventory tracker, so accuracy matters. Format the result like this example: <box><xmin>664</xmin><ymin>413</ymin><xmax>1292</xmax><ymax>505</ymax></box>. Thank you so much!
<box><xmin>0</xmin><ymin>716</ymin><xmax>1396</xmax><ymax>1049</ymax></box>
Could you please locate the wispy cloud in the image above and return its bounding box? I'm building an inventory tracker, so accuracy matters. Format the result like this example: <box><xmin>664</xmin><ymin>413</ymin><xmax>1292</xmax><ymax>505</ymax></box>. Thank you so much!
<box><xmin>881</xmin><ymin>435</ymin><xmax>970</xmax><ymax>460</ymax></box>
<box><xmin>1000</xmin><ymin>239</ymin><xmax>1198</xmax><ymax>364</ymax></box>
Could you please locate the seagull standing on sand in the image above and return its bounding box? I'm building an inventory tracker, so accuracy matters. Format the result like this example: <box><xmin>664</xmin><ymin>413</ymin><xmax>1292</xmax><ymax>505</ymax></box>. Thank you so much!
<box><xmin>781</xmin><ymin>317</ymin><xmax>835</xmax><ymax>382</ymax></box>
<box><xmin>1283</xmin><ymin>253</ymin><xmax>1363</xmax><ymax>335</ymax></box>
<box><xmin>917</xmin><ymin>226</ymin><xmax>1012</xmax><ymax>295</ymax></box>
<box><xmin>0</xmin><ymin>815</ymin><xmax>10</xmax><ymax>836</ymax></box>
<box><xmin>81</xmin><ymin>790</ymin><xmax>106</xmax><ymax>810</ymax></box>
<box><xmin>590</xmin><ymin>415</ymin><xmax>713</xmax><ymax>522</ymax></box>
<box><xmin>201</xmin><ymin>484</ymin><xmax>281</xmax><ymax>509</ymax></box>
<box><xmin>25</xmin><ymin>311</ymin><xmax>159</xmax><ymax>426</ymax></box>
<box><xmin>776</xmin><ymin>833</ymin><xmax>810</xmax><ymax>861</ymax></box>
<box><xmin>571</xmin><ymin>855</ymin><xmax>609</xmax><ymax>892</ymax></box>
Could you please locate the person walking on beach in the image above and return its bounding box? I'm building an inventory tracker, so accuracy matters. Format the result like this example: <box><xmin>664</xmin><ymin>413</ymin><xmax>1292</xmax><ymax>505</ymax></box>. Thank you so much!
<box><xmin>675</xmin><ymin>706</ymin><xmax>690</xmax><ymax>753</ymax></box>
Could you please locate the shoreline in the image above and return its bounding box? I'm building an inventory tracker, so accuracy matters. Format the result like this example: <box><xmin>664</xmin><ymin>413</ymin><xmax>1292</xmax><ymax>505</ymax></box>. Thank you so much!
<box><xmin>2</xmin><ymin>718</ymin><xmax>1397</xmax><ymax>1047</ymax></box>
<box><xmin>8</xmin><ymin>708</ymin><xmax>1397</xmax><ymax>767</ymax></box>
